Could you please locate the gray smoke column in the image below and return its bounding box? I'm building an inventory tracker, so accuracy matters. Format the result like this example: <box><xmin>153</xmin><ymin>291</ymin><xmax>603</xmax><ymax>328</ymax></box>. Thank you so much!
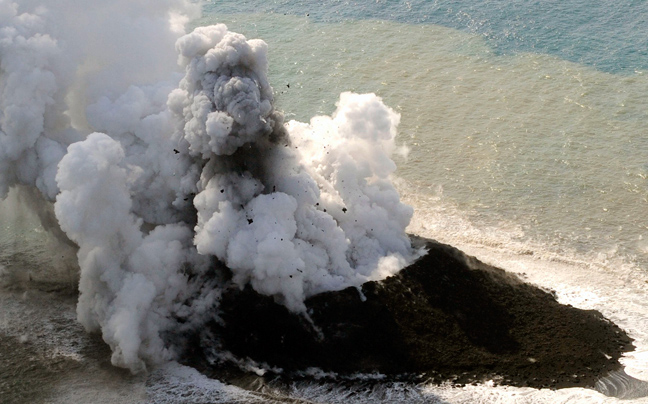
<box><xmin>0</xmin><ymin>0</ymin><xmax>420</xmax><ymax>373</ymax></box>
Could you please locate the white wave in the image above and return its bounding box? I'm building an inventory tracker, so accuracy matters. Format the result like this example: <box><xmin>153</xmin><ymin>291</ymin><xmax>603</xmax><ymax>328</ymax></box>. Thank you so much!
<box><xmin>0</xmin><ymin>0</ymin><xmax>417</xmax><ymax>372</ymax></box>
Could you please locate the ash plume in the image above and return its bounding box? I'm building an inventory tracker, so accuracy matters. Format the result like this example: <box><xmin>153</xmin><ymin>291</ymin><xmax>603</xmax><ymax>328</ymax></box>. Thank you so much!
<box><xmin>0</xmin><ymin>0</ymin><xmax>418</xmax><ymax>373</ymax></box>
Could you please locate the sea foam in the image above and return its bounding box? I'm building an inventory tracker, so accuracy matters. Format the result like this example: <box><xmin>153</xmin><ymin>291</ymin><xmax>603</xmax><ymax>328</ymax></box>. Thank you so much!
<box><xmin>0</xmin><ymin>0</ymin><xmax>417</xmax><ymax>373</ymax></box>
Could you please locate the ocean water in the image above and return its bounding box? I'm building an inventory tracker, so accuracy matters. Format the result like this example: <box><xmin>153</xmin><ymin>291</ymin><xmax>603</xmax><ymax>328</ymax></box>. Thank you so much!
<box><xmin>2</xmin><ymin>1</ymin><xmax>648</xmax><ymax>403</ymax></box>
<box><xmin>195</xmin><ymin>0</ymin><xmax>648</xmax><ymax>402</ymax></box>
<box><xmin>197</xmin><ymin>0</ymin><xmax>648</xmax><ymax>272</ymax></box>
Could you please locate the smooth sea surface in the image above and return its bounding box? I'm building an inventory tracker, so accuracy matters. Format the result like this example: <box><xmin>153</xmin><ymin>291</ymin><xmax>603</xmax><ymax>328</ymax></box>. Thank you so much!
<box><xmin>195</xmin><ymin>1</ymin><xmax>648</xmax><ymax>402</ymax></box>
<box><xmin>198</xmin><ymin>0</ymin><xmax>648</xmax><ymax>272</ymax></box>
<box><xmin>3</xmin><ymin>1</ymin><xmax>648</xmax><ymax>403</ymax></box>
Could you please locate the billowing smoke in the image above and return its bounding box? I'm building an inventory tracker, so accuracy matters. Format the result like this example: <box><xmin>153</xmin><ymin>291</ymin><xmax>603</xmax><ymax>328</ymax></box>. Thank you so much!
<box><xmin>0</xmin><ymin>0</ymin><xmax>418</xmax><ymax>373</ymax></box>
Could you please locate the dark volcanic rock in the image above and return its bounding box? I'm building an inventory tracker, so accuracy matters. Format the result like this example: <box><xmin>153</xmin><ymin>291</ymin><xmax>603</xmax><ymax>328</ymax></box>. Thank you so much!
<box><xmin>197</xmin><ymin>238</ymin><xmax>634</xmax><ymax>389</ymax></box>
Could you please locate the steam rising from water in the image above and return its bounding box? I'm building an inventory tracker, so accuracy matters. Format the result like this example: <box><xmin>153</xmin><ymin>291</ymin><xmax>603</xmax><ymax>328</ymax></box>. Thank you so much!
<box><xmin>0</xmin><ymin>0</ymin><xmax>417</xmax><ymax>372</ymax></box>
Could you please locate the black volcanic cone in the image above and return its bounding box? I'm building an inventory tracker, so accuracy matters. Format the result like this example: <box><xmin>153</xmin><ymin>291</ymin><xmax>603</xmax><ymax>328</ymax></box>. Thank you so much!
<box><xmin>193</xmin><ymin>238</ymin><xmax>634</xmax><ymax>390</ymax></box>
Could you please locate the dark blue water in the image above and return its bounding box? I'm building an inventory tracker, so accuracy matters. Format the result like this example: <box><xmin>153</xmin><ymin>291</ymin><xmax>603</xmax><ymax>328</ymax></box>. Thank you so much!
<box><xmin>206</xmin><ymin>0</ymin><xmax>648</xmax><ymax>74</ymax></box>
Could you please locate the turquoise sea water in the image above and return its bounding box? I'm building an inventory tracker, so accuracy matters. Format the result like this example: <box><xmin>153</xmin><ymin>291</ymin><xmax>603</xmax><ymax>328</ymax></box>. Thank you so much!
<box><xmin>199</xmin><ymin>0</ymin><xmax>648</xmax><ymax>273</ymax></box>
<box><xmin>206</xmin><ymin>0</ymin><xmax>648</xmax><ymax>74</ymax></box>
<box><xmin>2</xmin><ymin>2</ymin><xmax>648</xmax><ymax>403</ymax></box>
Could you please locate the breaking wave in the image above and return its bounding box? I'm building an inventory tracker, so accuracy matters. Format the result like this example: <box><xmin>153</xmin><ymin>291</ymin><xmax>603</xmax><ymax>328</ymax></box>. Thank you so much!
<box><xmin>0</xmin><ymin>0</ymin><xmax>421</xmax><ymax>373</ymax></box>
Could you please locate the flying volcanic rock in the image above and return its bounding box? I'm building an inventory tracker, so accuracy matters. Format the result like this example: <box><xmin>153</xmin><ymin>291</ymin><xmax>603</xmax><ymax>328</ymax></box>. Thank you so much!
<box><xmin>0</xmin><ymin>0</ymin><xmax>419</xmax><ymax>373</ymax></box>
<box><xmin>0</xmin><ymin>2</ymin><xmax>637</xmax><ymax>389</ymax></box>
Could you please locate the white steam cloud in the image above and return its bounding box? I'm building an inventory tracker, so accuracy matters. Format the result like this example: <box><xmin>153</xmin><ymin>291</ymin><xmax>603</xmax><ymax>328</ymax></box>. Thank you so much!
<box><xmin>0</xmin><ymin>0</ymin><xmax>418</xmax><ymax>373</ymax></box>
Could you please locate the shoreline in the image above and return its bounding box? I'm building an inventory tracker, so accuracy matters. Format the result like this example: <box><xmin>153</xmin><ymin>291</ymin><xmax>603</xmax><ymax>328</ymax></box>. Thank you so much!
<box><xmin>1</xmin><ymin>236</ymin><xmax>645</xmax><ymax>403</ymax></box>
<box><xmin>196</xmin><ymin>236</ymin><xmax>637</xmax><ymax>392</ymax></box>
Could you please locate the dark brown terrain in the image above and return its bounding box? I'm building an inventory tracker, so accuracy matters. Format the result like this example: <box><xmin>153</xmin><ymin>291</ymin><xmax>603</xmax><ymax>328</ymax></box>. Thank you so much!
<box><xmin>192</xmin><ymin>237</ymin><xmax>634</xmax><ymax>390</ymax></box>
